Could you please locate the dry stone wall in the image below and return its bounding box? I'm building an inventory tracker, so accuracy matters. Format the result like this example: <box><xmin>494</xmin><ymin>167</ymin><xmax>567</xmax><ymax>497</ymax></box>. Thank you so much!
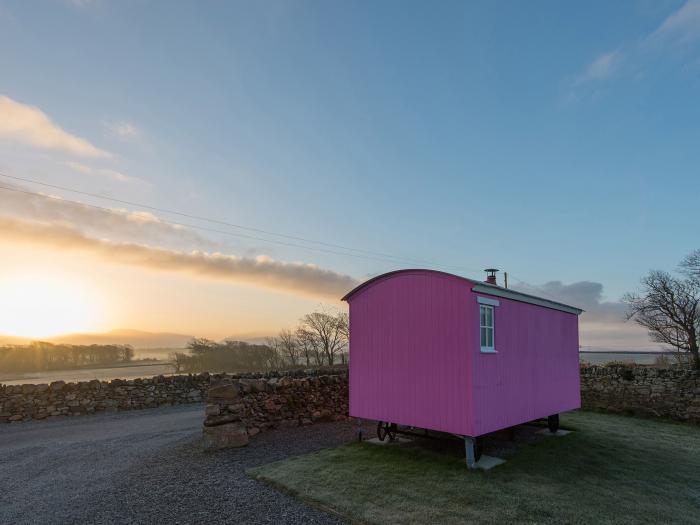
<box><xmin>0</xmin><ymin>368</ymin><xmax>346</xmax><ymax>424</ymax></box>
<box><xmin>5</xmin><ymin>364</ymin><xmax>696</xmax><ymax>428</ymax></box>
<box><xmin>580</xmin><ymin>365</ymin><xmax>700</xmax><ymax>423</ymax></box>
<box><xmin>202</xmin><ymin>373</ymin><xmax>349</xmax><ymax>449</ymax></box>
<box><xmin>0</xmin><ymin>374</ymin><xmax>208</xmax><ymax>422</ymax></box>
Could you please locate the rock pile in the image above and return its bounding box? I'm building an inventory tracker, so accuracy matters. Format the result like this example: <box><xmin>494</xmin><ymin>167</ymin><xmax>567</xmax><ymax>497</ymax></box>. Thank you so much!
<box><xmin>581</xmin><ymin>365</ymin><xmax>700</xmax><ymax>422</ymax></box>
<box><xmin>202</xmin><ymin>373</ymin><xmax>349</xmax><ymax>449</ymax></box>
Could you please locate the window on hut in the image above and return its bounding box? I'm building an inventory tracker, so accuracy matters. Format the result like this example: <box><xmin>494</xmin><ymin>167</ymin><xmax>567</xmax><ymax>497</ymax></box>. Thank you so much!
<box><xmin>480</xmin><ymin>304</ymin><xmax>495</xmax><ymax>352</ymax></box>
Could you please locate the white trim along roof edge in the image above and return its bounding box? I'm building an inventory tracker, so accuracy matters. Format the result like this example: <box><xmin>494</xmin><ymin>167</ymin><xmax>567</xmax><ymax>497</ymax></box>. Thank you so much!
<box><xmin>471</xmin><ymin>283</ymin><xmax>584</xmax><ymax>316</ymax></box>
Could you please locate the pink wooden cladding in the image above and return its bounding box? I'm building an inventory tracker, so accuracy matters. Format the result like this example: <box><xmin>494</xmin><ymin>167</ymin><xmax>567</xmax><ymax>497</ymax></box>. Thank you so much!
<box><xmin>348</xmin><ymin>272</ymin><xmax>475</xmax><ymax>435</ymax></box>
<box><xmin>347</xmin><ymin>270</ymin><xmax>580</xmax><ymax>437</ymax></box>
<box><xmin>470</xmin><ymin>294</ymin><xmax>580</xmax><ymax>436</ymax></box>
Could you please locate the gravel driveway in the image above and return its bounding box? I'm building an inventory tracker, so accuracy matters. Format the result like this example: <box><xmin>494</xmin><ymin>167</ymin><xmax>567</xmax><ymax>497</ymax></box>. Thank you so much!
<box><xmin>0</xmin><ymin>404</ymin><xmax>358</xmax><ymax>524</ymax></box>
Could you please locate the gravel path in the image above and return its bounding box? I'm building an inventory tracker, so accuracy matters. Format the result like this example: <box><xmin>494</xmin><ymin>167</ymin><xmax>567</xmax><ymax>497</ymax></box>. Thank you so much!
<box><xmin>0</xmin><ymin>404</ymin><xmax>358</xmax><ymax>524</ymax></box>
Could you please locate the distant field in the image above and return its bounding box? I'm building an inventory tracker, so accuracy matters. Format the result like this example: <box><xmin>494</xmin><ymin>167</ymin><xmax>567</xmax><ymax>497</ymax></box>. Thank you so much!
<box><xmin>0</xmin><ymin>361</ymin><xmax>175</xmax><ymax>385</ymax></box>
<box><xmin>579</xmin><ymin>351</ymin><xmax>673</xmax><ymax>365</ymax></box>
<box><xmin>0</xmin><ymin>346</ymin><xmax>186</xmax><ymax>385</ymax></box>
<box><xmin>0</xmin><ymin>350</ymin><xmax>675</xmax><ymax>385</ymax></box>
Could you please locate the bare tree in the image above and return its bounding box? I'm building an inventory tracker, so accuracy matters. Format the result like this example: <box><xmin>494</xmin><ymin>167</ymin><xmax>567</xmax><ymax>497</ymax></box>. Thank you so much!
<box><xmin>277</xmin><ymin>328</ymin><xmax>300</xmax><ymax>367</ymax></box>
<box><xmin>264</xmin><ymin>336</ymin><xmax>284</xmax><ymax>369</ymax></box>
<box><xmin>623</xmin><ymin>259</ymin><xmax>700</xmax><ymax>370</ymax></box>
<box><xmin>337</xmin><ymin>312</ymin><xmax>349</xmax><ymax>364</ymax></box>
<box><xmin>681</xmin><ymin>249</ymin><xmax>700</xmax><ymax>279</ymax></box>
<box><xmin>121</xmin><ymin>345</ymin><xmax>135</xmax><ymax>362</ymax></box>
<box><xmin>187</xmin><ymin>337</ymin><xmax>216</xmax><ymax>355</ymax></box>
<box><xmin>296</xmin><ymin>326</ymin><xmax>322</xmax><ymax>367</ymax></box>
<box><xmin>298</xmin><ymin>308</ymin><xmax>347</xmax><ymax>366</ymax></box>
<box><xmin>262</xmin><ymin>338</ymin><xmax>286</xmax><ymax>370</ymax></box>
<box><xmin>169</xmin><ymin>352</ymin><xmax>189</xmax><ymax>373</ymax></box>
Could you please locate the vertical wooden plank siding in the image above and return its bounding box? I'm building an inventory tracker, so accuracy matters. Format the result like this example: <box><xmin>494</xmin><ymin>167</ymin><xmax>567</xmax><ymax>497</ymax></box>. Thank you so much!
<box><xmin>348</xmin><ymin>272</ymin><xmax>475</xmax><ymax>436</ymax></box>
<box><xmin>470</xmin><ymin>292</ymin><xmax>580</xmax><ymax>436</ymax></box>
<box><xmin>347</xmin><ymin>270</ymin><xmax>581</xmax><ymax>437</ymax></box>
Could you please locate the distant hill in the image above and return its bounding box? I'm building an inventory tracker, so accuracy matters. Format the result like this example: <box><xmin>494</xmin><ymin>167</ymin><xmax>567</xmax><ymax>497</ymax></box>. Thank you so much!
<box><xmin>0</xmin><ymin>334</ymin><xmax>33</xmax><ymax>345</ymax></box>
<box><xmin>0</xmin><ymin>329</ymin><xmax>194</xmax><ymax>349</ymax></box>
<box><xmin>50</xmin><ymin>329</ymin><xmax>196</xmax><ymax>348</ymax></box>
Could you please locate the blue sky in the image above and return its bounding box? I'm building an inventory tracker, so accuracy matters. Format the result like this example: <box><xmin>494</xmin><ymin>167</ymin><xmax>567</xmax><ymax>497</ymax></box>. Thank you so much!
<box><xmin>0</xmin><ymin>1</ymin><xmax>699</xmax><ymax>345</ymax></box>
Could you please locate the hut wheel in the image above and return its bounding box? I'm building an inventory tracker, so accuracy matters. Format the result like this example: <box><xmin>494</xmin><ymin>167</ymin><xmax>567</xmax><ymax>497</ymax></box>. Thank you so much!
<box><xmin>376</xmin><ymin>421</ymin><xmax>396</xmax><ymax>442</ymax></box>
<box><xmin>377</xmin><ymin>421</ymin><xmax>387</xmax><ymax>441</ymax></box>
<box><xmin>547</xmin><ymin>414</ymin><xmax>560</xmax><ymax>433</ymax></box>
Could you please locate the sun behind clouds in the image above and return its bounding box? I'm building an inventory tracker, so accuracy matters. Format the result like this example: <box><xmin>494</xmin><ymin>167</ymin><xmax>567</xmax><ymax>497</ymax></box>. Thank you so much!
<box><xmin>0</xmin><ymin>273</ymin><xmax>103</xmax><ymax>339</ymax></box>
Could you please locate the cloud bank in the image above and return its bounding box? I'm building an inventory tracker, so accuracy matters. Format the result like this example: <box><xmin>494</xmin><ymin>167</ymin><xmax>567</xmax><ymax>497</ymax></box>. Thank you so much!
<box><xmin>513</xmin><ymin>280</ymin><xmax>626</xmax><ymax>322</ymax></box>
<box><xmin>512</xmin><ymin>280</ymin><xmax>654</xmax><ymax>349</ymax></box>
<box><xmin>650</xmin><ymin>0</ymin><xmax>700</xmax><ymax>44</ymax></box>
<box><xmin>0</xmin><ymin>182</ymin><xmax>219</xmax><ymax>250</ymax></box>
<box><xmin>0</xmin><ymin>95</ymin><xmax>110</xmax><ymax>158</ymax></box>
<box><xmin>0</xmin><ymin>215</ymin><xmax>359</xmax><ymax>299</ymax></box>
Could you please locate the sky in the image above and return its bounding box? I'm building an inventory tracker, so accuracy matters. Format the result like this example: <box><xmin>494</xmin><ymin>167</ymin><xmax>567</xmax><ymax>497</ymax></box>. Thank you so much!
<box><xmin>0</xmin><ymin>0</ymin><xmax>699</xmax><ymax>346</ymax></box>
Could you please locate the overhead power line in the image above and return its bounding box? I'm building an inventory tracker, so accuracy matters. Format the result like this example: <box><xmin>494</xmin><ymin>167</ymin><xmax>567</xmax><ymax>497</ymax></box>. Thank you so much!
<box><xmin>0</xmin><ymin>184</ymin><xmax>409</xmax><ymax>265</ymax></box>
<box><xmin>0</xmin><ymin>171</ymin><xmax>482</xmax><ymax>274</ymax></box>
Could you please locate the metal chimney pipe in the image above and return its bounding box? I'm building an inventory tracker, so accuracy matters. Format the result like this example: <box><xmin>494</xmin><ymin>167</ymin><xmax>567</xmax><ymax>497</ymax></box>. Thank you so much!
<box><xmin>484</xmin><ymin>268</ymin><xmax>499</xmax><ymax>285</ymax></box>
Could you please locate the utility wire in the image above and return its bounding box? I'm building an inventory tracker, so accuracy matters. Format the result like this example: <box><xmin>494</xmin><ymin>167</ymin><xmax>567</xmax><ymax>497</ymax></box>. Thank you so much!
<box><xmin>0</xmin><ymin>175</ymin><xmax>481</xmax><ymax>274</ymax></box>
<box><xmin>505</xmin><ymin>273</ymin><xmax>528</xmax><ymax>285</ymax></box>
<box><xmin>0</xmin><ymin>171</ymin><xmax>481</xmax><ymax>273</ymax></box>
<box><xmin>0</xmin><ymin>184</ymin><xmax>431</xmax><ymax>265</ymax></box>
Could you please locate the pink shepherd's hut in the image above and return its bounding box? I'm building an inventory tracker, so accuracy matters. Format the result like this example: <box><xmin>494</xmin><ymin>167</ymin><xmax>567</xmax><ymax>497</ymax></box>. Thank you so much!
<box><xmin>342</xmin><ymin>268</ymin><xmax>583</xmax><ymax>467</ymax></box>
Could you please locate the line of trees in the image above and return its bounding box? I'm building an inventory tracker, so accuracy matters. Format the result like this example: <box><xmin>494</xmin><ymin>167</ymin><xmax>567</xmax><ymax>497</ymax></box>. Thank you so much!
<box><xmin>170</xmin><ymin>308</ymin><xmax>349</xmax><ymax>374</ymax></box>
<box><xmin>0</xmin><ymin>342</ymin><xmax>135</xmax><ymax>373</ymax></box>
<box><xmin>170</xmin><ymin>339</ymin><xmax>281</xmax><ymax>374</ymax></box>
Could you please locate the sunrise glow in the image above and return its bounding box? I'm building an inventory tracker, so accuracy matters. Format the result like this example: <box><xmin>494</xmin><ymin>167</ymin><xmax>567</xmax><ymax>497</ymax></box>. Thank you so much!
<box><xmin>0</xmin><ymin>274</ymin><xmax>101</xmax><ymax>339</ymax></box>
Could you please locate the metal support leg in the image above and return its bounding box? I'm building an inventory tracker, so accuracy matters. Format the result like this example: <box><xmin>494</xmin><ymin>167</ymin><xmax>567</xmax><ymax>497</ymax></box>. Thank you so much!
<box><xmin>356</xmin><ymin>418</ymin><xmax>363</xmax><ymax>442</ymax></box>
<box><xmin>464</xmin><ymin>436</ymin><xmax>477</xmax><ymax>469</ymax></box>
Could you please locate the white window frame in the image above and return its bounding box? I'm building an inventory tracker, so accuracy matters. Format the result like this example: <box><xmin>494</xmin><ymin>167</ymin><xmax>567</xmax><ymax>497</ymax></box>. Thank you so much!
<box><xmin>478</xmin><ymin>297</ymin><xmax>498</xmax><ymax>353</ymax></box>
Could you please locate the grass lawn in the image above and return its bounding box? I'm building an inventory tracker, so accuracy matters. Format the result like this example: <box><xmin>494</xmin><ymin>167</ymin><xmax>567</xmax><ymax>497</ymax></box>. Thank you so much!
<box><xmin>249</xmin><ymin>411</ymin><xmax>700</xmax><ymax>524</ymax></box>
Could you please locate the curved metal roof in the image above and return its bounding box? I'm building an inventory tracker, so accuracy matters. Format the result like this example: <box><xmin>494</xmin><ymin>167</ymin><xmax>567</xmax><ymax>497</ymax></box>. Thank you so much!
<box><xmin>341</xmin><ymin>269</ymin><xmax>583</xmax><ymax>315</ymax></box>
<box><xmin>341</xmin><ymin>269</ymin><xmax>471</xmax><ymax>301</ymax></box>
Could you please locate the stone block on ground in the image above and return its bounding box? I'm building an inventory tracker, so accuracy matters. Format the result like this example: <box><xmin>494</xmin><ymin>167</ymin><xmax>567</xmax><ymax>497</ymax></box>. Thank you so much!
<box><xmin>204</xmin><ymin>413</ymin><xmax>241</xmax><ymax>427</ymax></box>
<box><xmin>205</xmin><ymin>404</ymin><xmax>220</xmax><ymax>416</ymax></box>
<box><xmin>474</xmin><ymin>455</ymin><xmax>506</xmax><ymax>470</ymax></box>
<box><xmin>202</xmin><ymin>422</ymin><xmax>249</xmax><ymax>450</ymax></box>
